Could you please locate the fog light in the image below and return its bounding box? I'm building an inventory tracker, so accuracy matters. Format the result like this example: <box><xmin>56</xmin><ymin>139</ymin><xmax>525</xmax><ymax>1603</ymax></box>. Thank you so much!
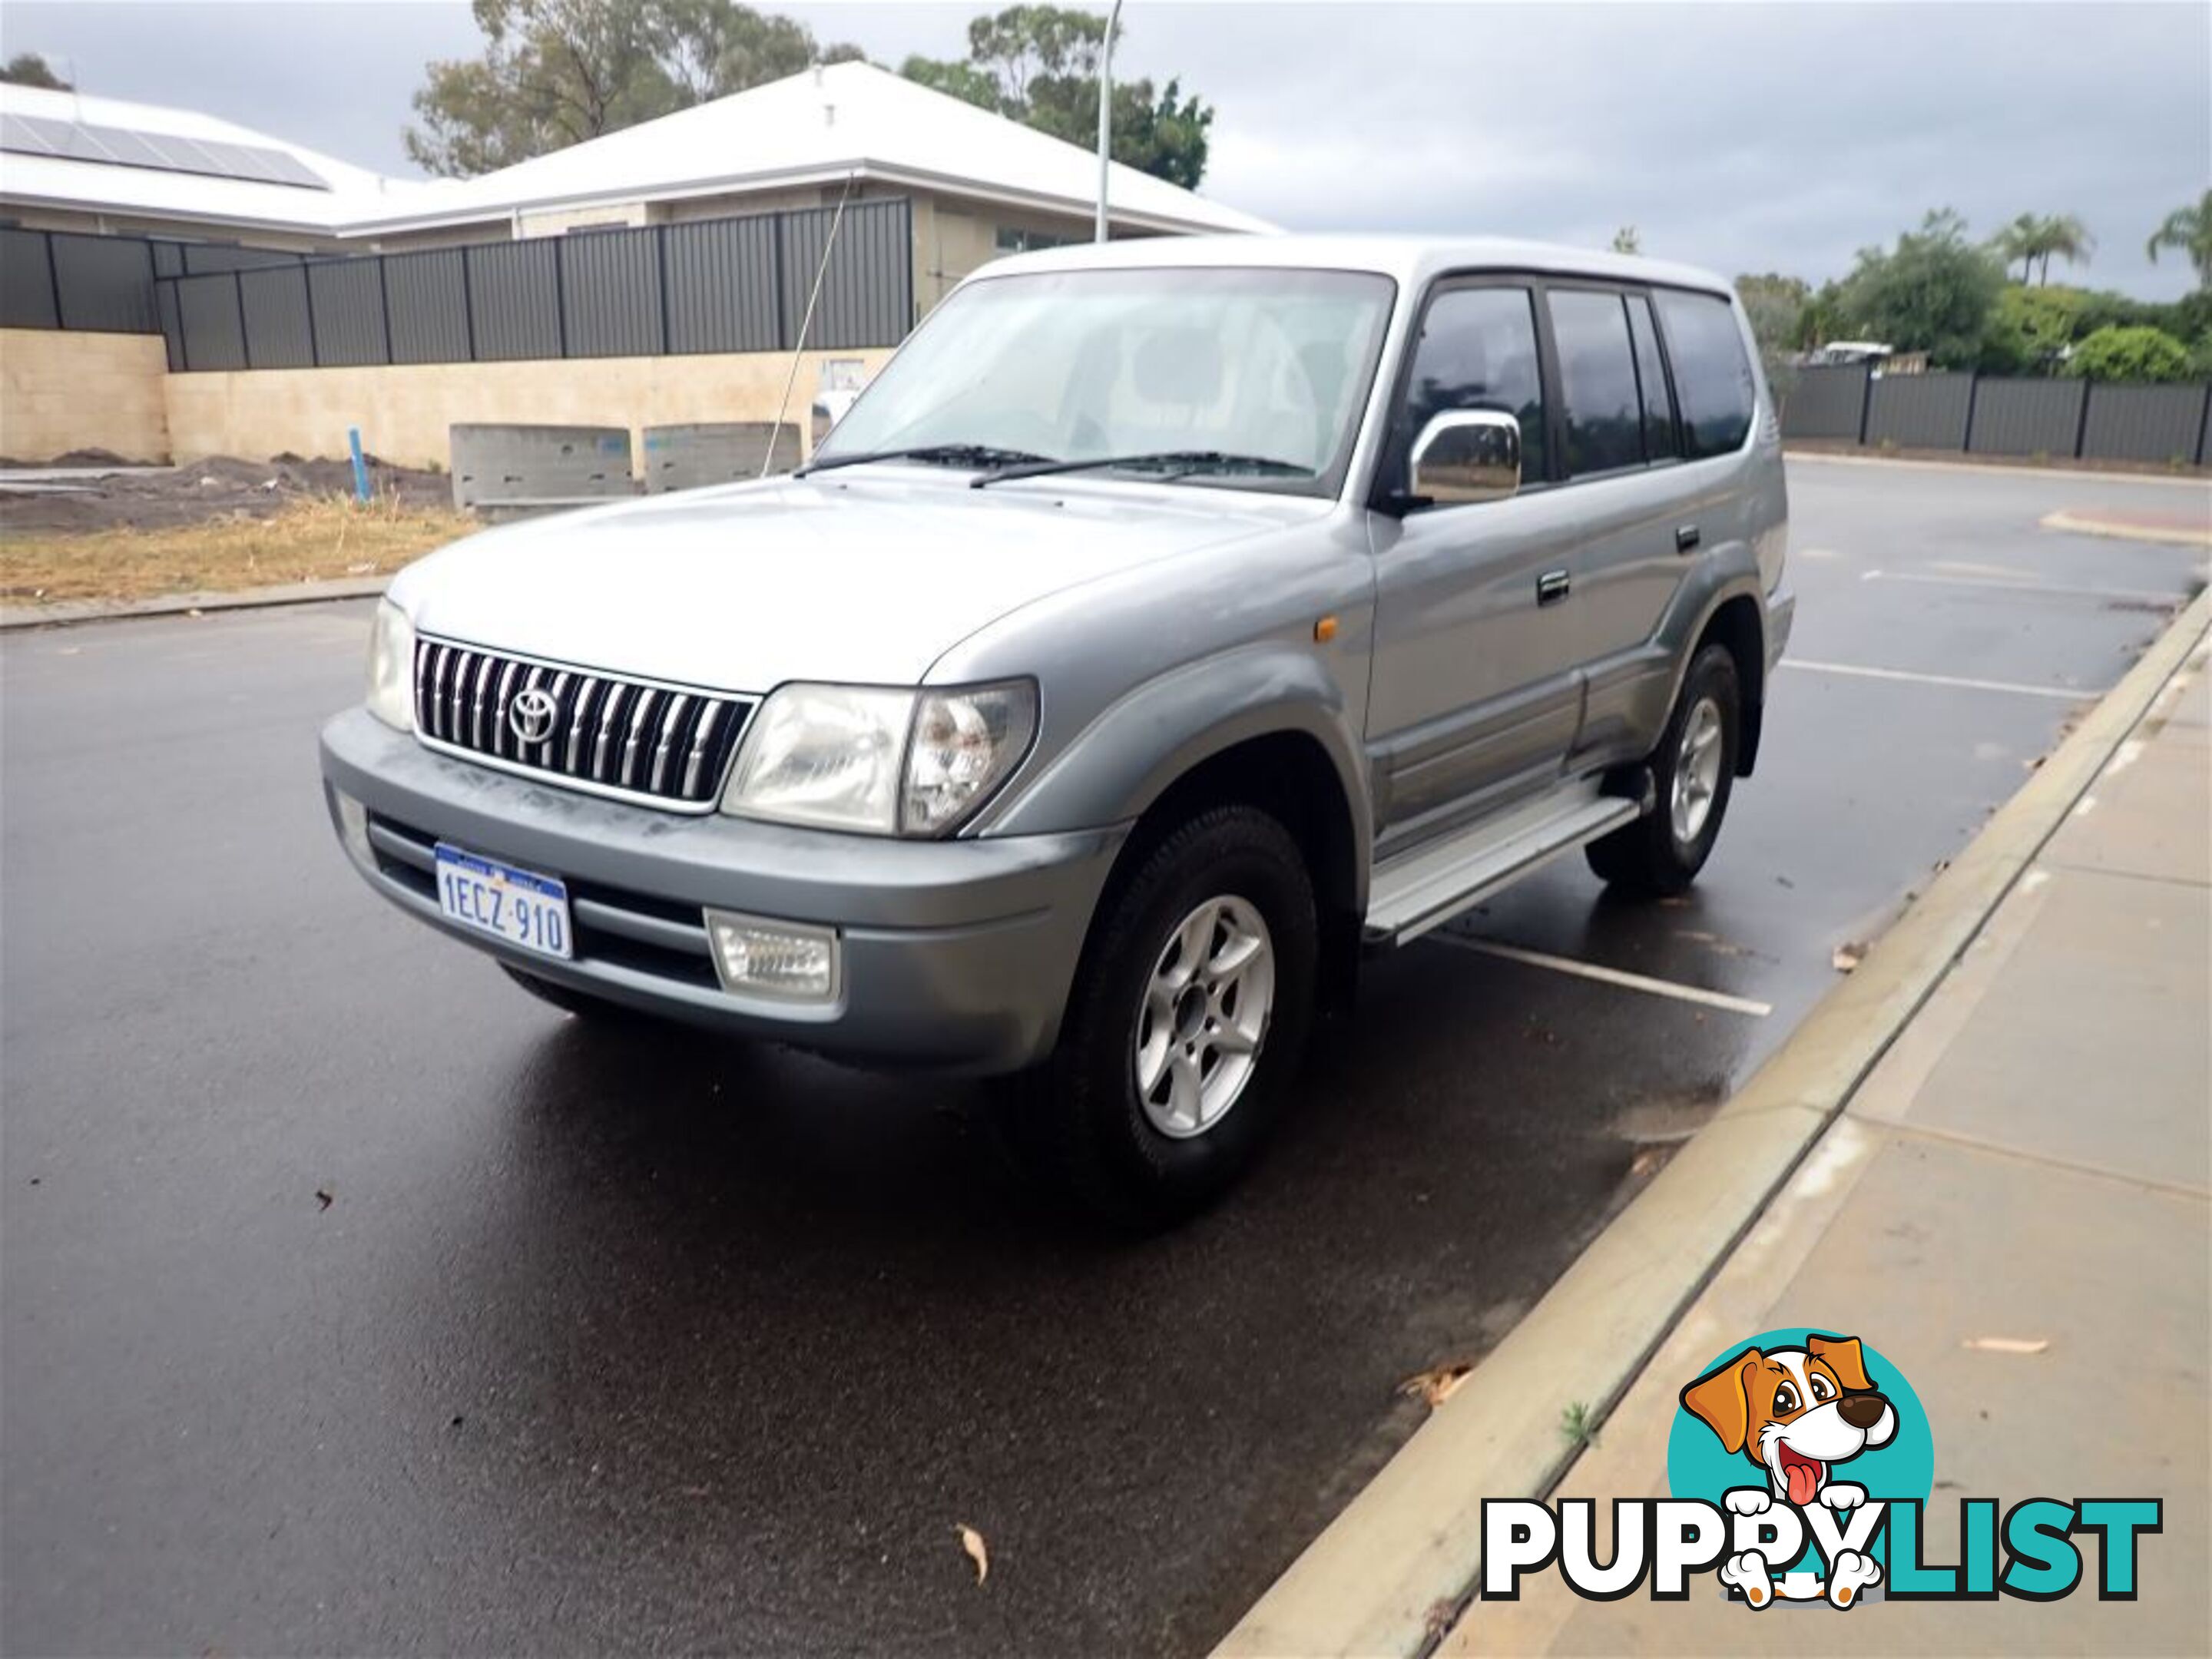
<box><xmin>333</xmin><ymin>789</ymin><xmax>374</xmax><ymax>868</ymax></box>
<box><xmin>705</xmin><ymin>909</ymin><xmax>839</xmax><ymax>1002</ymax></box>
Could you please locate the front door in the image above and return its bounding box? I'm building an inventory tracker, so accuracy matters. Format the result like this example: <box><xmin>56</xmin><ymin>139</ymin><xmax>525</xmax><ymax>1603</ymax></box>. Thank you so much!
<box><xmin>1366</xmin><ymin>280</ymin><xmax>1584</xmax><ymax>844</ymax></box>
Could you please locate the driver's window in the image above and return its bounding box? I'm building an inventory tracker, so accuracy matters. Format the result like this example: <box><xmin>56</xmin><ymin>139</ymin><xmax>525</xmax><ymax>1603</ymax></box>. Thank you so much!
<box><xmin>1400</xmin><ymin>286</ymin><xmax>1547</xmax><ymax>486</ymax></box>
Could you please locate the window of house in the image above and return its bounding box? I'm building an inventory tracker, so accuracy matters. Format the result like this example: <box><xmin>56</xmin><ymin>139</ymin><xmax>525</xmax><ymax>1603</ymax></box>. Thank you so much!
<box><xmin>1399</xmin><ymin>286</ymin><xmax>1548</xmax><ymax>487</ymax></box>
<box><xmin>1654</xmin><ymin>290</ymin><xmax>1755</xmax><ymax>459</ymax></box>
<box><xmin>995</xmin><ymin>227</ymin><xmax>1071</xmax><ymax>253</ymax></box>
<box><xmin>1547</xmin><ymin>290</ymin><xmax>1644</xmax><ymax>475</ymax></box>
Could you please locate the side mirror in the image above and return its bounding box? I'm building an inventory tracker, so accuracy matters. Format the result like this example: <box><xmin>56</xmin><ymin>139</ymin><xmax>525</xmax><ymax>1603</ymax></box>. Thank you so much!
<box><xmin>1408</xmin><ymin>408</ymin><xmax>1522</xmax><ymax>508</ymax></box>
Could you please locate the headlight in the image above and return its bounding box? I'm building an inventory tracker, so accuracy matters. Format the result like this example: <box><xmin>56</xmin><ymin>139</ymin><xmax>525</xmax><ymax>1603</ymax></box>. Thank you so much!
<box><xmin>723</xmin><ymin>680</ymin><xmax>1035</xmax><ymax>836</ymax></box>
<box><xmin>365</xmin><ymin>599</ymin><xmax>416</xmax><ymax>732</ymax></box>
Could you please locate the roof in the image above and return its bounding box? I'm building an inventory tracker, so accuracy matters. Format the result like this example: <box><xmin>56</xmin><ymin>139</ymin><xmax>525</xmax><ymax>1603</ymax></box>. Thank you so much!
<box><xmin>343</xmin><ymin>62</ymin><xmax>1273</xmax><ymax>238</ymax></box>
<box><xmin>985</xmin><ymin>233</ymin><xmax>1731</xmax><ymax>296</ymax></box>
<box><xmin>0</xmin><ymin>82</ymin><xmax>439</xmax><ymax>234</ymax></box>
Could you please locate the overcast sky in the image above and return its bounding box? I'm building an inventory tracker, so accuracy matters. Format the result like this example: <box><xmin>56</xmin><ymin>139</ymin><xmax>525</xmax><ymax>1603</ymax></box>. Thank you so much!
<box><xmin>5</xmin><ymin>1</ymin><xmax>2207</xmax><ymax>297</ymax></box>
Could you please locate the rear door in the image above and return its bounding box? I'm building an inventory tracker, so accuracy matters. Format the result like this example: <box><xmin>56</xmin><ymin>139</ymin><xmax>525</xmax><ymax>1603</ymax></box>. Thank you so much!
<box><xmin>1543</xmin><ymin>283</ymin><xmax>1701</xmax><ymax>763</ymax></box>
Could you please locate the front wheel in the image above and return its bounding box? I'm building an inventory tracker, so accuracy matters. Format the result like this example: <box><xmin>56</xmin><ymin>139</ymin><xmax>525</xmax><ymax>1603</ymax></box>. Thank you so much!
<box><xmin>1008</xmin><ymin>806</ymin><xmax>1318</xmax><ymax>1229</ymax></box>
<box><xmin>1585</xmin><ymin>642</ymin><xmax>1741</xmax><ymax>897</ymax></box>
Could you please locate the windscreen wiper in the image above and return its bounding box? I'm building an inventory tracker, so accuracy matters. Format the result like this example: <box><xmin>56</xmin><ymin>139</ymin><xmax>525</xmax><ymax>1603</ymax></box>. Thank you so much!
<box><xmin>972</xmin><ymin>449</ymin><xmax>1316</xmax><ymax>488</ymax></box>
<box><xmin>794</xmin><ymin>442</ymin><xmax>1056</xmax><ymax>478</ymax></box>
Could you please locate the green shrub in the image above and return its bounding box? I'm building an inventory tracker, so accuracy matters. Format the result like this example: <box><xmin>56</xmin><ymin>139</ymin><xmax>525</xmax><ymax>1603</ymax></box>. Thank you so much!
<box><xmin>2062</xmin><ymin>325</ymin><xmax>2194</xmax><ymax>383</ymax></box>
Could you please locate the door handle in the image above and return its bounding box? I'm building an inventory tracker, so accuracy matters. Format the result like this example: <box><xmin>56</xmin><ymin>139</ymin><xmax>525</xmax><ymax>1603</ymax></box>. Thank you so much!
<box><xmin>1675</xmin><ymin>523</ymin><xmax>1701</xmax><ymax>552</ymax></box>
<box><xmin>1537</xmin><ymin>569</ymin><xmax>1571</xmax><ymax>605</ymax></box>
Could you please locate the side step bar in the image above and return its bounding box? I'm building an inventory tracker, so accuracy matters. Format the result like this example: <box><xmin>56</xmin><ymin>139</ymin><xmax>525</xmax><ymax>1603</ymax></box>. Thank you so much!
<box><xmin>1363</xmin><ymin>780</ymin><xmax>1647</xmax><ymax>946</ymax></box>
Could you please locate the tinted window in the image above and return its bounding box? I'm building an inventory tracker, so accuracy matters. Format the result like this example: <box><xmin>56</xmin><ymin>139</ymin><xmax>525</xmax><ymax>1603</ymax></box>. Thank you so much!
<box><xmin>1548</xmin><ymin>290</ymin><xmax>1643</xmax><ymax>475</ymax></box>
<box><xmin>1401</xmin><ymin>286</ymin><xmax>1546</xmax><ymax>486</ymax></box>
<box><xmin>1654</xmin><ymin>290</ymin><xmax>1755</xmax><ymax>458</ymax></box>
<box><xmin>1626</xmin><ymin>295</ymin><xmax>1677</xmax><ymax>459</ymax></box>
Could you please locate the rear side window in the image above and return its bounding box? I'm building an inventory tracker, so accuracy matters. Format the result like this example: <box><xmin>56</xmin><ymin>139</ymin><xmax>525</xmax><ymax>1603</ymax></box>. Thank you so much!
<box><xmin>1547</xmin><ymin>290</ymin><xmax>1643</xmax><ymax>475</ymax></box>
<box><xmin>1400</xmin><ymin>286</ymin><xmax>1548</xmax><ymax>485</ymax></box>
<box><xmin>1654</xmin><ymin>290</ymin><xmax>1755</xmax><ymax>459</ymax></box>
<box><xmin>1625</xmin><ymin>296</ymin><xmax>1677</xmax><ymax>460</ymax></box>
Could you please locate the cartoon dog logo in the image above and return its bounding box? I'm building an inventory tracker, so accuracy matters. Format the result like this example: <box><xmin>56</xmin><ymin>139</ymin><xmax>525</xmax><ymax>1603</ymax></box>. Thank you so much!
<box><xmin>1681</xmin><ymin>1333</ymin><xmax>1898</xmax><ymax>1608</ymax></box>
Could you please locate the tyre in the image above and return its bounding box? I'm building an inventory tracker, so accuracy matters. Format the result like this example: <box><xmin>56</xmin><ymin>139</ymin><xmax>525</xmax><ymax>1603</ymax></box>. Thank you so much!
<box><xmin>500</xmin><ymin>962</ymin><xmax>650</xmax><ymax>1023</ymax></box>
<box><xmin>1009</xmin><ymin>805</ymin><xmax>1319</xmax><ymax>1229</ymax></box>
<box><xmin>1585</xmin><ymin>642</ymin><xmax>1741</xmax><ymax>898</ymax></box>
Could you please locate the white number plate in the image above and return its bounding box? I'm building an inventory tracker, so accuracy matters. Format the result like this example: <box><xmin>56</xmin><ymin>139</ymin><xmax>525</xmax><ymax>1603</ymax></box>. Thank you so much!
<box><xmin>434</xmin><ymin>843</ymin><xmax>572</xmax><ymax>960</ymax></box>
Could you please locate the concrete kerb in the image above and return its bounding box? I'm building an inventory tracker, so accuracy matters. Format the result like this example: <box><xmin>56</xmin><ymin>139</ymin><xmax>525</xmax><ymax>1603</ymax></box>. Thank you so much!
<box><xmin>1213</xmin><ymin>585</ymin><xmax>2212</xmax><ymax>1659</ymax></box>
<box><xmin>1783</xmin><ymin>449</ymin><xmax>2212</xmax><ymax>488</ymax></box>
<box><xmin>0</xmin><ymin>575</ymin><xmax>389</xmax><ymax>631</ymax></box>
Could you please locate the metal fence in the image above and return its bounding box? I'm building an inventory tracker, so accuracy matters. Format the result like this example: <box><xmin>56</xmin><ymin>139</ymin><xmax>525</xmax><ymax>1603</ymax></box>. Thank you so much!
<box><xmin>2</xmin><ymin>199</ymin><xmax>914</xmax><ymax>369</ymax></box>
<box><xmin>1783</xmin><ymin>363</ymin><xmax>2211</xmax><ymax>467</ymax></box>
<box><xmin>150</xmin><ymin>199</ymin><xmax>912</xmax><ymax>373</ymax></box>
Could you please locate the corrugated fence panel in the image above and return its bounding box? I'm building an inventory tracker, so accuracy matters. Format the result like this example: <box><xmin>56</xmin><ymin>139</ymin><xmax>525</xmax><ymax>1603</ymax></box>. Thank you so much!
<box><xmin>559</xmin><ymin>229</ymin><xmax>662</xmax><ymax>358</ymax></box>
<box><xmin>664</xmin><ymin>215</ymin><xmax>780</xmax><ymax>353</ymax></box>
<box><xmin>150</xmin><ymin>241</ymin><xmax>187</xmax><ymax>280</ymax></box>
<box><xmin>156</xmin><ymin>279</ymin><xmax>186</xmax><ymax>371</ymax></box>
<box><xmin>1864</xmin><ymin>372</ymin><xmax>1975</xmax><ymax>450</ymax></box>
<box><xmin>466</xmin><ymin>240</ymin><xmax>561</xmax><ymax>361</ymax></box>
<box><xmin>49</xmin><ymin>232</ymin><xmax>158</xmax><ymax>333</ymax></box>
<box><xmin>1779</xmin><ymin>364</ymin><xmax>1866</xmax><ymax>441</ymax></box>
<box><xmin>385</xmin><ymin>248</ymin><xmax>471</xmax><ymax>365</ymax></box>
<box><xmin>0</xmin><ymin>227</ymin><xmax>59</xmax><ymax>329</ymax></box>
<box><xmin>307</xmin><ymin>260</ymin><xmax>389</xmax><ymax>366</ymax></box>
<box><xmin>240</xmin><ymin>264</ymin><xmax>314</xmax><ymax>368</ymax></box>
<box><xmin>1965</xmin><ymin>377</ymin><xmax>2085</xmax><ymax>457</ymax></box>
<box><xmin>780</xmin><ymin>198</ymin><xmax>911</xmax><ymax>349</ymax></box>
<box><xmin>180</xmin><ymin>243</ymin><xmax>304</xmax><ymax>275</ymax></box>
<box><xmin>174</xmin><ymin>272</ymin><xmax>247</xmax><ymax>370</ymax></box>
<box><xmin>2201</xmin><ymin>391</ymin><xmax>2211</xmax><ymax>468</ymax></box>
<box><xmin>2080</xmin><ymin>382</ymin><xmax>2209</xmax><ymax>465</ymax></box>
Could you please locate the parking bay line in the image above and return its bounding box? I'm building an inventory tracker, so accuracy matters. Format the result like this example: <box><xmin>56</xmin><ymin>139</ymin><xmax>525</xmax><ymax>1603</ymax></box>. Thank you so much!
<box><xmin>1431</xmin><ymin>935</ymin><xmax>1773</xmax><ymax>1017</ymax></box>
<box><xmin>1782</xmin><ymin>659</ymin><xmax>2094</xmax><ymax>700</ymax></box>
<box><xmin>1859</xmin><ymin>568</ymin><xmax>2196</xmax><ymax>606</ymax></box>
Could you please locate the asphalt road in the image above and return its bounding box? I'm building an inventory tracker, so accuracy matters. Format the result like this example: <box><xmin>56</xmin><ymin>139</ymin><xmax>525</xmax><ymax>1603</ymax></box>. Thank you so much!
<box><xmin>3</xmin><ymin>458</ymin><xmax>2205</xmax><ymax>1657</ymax></box>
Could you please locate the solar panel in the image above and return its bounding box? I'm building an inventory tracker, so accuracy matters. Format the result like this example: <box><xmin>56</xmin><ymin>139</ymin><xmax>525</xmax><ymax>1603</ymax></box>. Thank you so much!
<box><xmin>0</xmin><ymin>114</ymin><xmax>331</xmax><ymax>190</ymax></box>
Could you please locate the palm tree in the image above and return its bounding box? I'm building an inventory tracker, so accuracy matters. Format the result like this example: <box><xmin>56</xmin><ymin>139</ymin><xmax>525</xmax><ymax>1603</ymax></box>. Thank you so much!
<box><xmin>2029</xmin><ymin>213</ymin><xmax>2093</xmax><ymax>284</ymax></box>
<box><xmin>2146</xmin><ymin>190</ymin><xmax>2212</xmax><ymax>289</ymax></box>
<box><xmin>1993</xmin><ymin>213</ymin><xmax>2095</xmax><ymax>285</ymax></box>
<box><xmin>1992</xmin><ymin>214</ymin><xmax>2041</xmax><ymax>283</ymax></box>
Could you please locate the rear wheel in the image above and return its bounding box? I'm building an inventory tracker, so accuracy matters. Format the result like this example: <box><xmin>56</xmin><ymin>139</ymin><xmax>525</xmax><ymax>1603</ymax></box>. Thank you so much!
<box><xmin>1008</xmin><ymin>806</ymin><xmax>1318</xmax><ymax>1229</ymax></box>
<box><xmin>1585</xmin><ymin>642</ymin><xmax>1741</xmax><ymax>897</ymax></box>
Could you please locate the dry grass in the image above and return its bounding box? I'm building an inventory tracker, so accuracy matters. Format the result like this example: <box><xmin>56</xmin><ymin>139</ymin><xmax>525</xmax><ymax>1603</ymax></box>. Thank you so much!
<box><xmin>2</xmin><ymin>495</ymin><xmax>477</xmax><ymax>605</ymax></box>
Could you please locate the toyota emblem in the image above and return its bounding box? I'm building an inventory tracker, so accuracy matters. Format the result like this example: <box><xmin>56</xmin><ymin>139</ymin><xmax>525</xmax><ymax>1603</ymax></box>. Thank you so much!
<box><xmin>508</xmin><ymin>687</ymin><xmax>558</xmax><ymax>744</ymax></box>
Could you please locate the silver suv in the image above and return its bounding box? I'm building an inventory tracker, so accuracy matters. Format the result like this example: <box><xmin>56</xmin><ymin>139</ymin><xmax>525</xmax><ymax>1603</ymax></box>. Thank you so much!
<box><xmin>321</xmin><ymin>235</ymin><xmax>1790</xmax><ymax>1223</ymax></box>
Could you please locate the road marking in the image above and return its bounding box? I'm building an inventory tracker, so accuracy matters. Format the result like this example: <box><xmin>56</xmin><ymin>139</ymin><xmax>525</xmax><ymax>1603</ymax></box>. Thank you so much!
<box><xmin>1859</xmin><ymin>568</ymin><xmax>2193</xmax><ymax>605</ymax></box>
<box><xmin>1782</xmin><ymin>659</ymin><xmax>2093</xmax><ymax>700</ymax></box>
<box><xmin>1433</xmin><ymin>935</ymin><xmax>1773</xmax><ymax>1017</ymax></box>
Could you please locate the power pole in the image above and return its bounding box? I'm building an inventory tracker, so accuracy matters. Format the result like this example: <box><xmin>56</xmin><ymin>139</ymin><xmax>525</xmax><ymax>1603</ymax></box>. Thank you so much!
<box><xmin>1094</xmin><ymin>0</ymin><xmax>1124</xmax><ymax>243</ymax></box>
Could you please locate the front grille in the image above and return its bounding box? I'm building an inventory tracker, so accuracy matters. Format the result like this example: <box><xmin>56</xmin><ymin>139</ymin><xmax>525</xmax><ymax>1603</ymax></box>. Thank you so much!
<box><xmin>412</xmin><ymin>638</ymin><xmax>753</xmax><ymax>809</ymax></box>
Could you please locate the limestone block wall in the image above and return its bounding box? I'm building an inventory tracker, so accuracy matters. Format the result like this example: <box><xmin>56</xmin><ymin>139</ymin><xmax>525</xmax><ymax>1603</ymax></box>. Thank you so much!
<box><xmin>0</xmin><ymin>329</ymin><xmax>172</xmax><ymax>462</ymax></box>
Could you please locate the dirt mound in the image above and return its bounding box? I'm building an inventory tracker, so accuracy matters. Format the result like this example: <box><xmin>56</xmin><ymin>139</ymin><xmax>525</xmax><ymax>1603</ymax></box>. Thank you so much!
<box><xmin>2</xmin><ymin>453</ymin><xmax>450</xmax><ymax>535</ymax></box>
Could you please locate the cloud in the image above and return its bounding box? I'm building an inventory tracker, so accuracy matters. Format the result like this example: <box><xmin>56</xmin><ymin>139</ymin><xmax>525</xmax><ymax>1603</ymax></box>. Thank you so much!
<box><xmin>4</xmin><ymin>1</ymin><xmax>2204</xmax><ymax>296</ymax></box>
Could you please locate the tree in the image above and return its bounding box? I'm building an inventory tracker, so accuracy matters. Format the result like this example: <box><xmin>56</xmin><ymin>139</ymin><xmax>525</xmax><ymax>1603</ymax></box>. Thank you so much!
<box><xmin>1610</xmin><ymin>226</ymin><xmax>1641</xmax><ymax>255</ymax></box>
<box><xmin>900</xmin><ymin>6</ymin><xmax>1214</xmax><ymax>188</ymax></box>
<box><xmin>406</xmin><ymin>0</ymin><xmax>863</xmax><ymax>177</ymax></box>
<box><xmin>2063</xmin><ymin>324</ymin><xmax>2193</xmax><ymax>383</ymax></box>
<box><xmin>1735</xmin><ymin>272</ymin><xmax>1809</xmax><ymax>392</ymax></box>
<box><xmin>2145</xmin><ymin>190</ymin><xmax>2212</xmax><ymax>289</ymax></box>
<box><xmin>1979</xmin><ymin>284</ymin><xmax>2088</xmax><ymax>375</ymax></box>
<box><xmin>1990</xmin><ymin>212</ymin><xmax>2094</xmax><ymax>285</ymax></box>
<box><xmin>1835</xmin><ymin>209</ymin><xmax>2005</xmax><ymax>369</ymax></box>
<box><xmin>1</xmin><ymin>51</ymin><xmax>71</xmax><ymax>89</ymax></box>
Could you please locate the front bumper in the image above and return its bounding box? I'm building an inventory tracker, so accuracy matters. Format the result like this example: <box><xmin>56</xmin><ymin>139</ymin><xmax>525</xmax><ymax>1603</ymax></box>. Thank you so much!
<box><xmin>320</xmin><ymin>708</ymin><xmax>1124</xmax><ymax>1073</ymax></box>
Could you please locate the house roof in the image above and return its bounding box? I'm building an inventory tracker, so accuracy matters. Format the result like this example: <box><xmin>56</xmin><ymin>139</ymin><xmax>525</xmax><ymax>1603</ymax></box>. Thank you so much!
<box><xmin>343</xmin><ymin>62</ymin><xmax>1273</xmax><ymax>238</ymax></box>
<box><xmin>0</xmin><ymin>82</ymin><xmax>440</xmax><ymax>234</ymax></box>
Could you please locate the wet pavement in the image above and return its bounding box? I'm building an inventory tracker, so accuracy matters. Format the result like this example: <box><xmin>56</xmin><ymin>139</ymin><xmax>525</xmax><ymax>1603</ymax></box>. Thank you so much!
<box><xmin>3</xmin><ymin>459</ymin><xmax>2206</xmax><ymax>1656</ymax></box>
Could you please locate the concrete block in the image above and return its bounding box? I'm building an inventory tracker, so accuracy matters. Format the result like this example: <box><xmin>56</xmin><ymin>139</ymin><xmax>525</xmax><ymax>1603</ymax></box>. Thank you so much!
<box><xmin>641</xmin><ymin>422</ymin><xmax>800</xmax><ymax>492</ymax></box>
<box><xmin>449</xmin><ymin>422</ymin><xmax>633</xmax><ymax>509</ymax></box>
